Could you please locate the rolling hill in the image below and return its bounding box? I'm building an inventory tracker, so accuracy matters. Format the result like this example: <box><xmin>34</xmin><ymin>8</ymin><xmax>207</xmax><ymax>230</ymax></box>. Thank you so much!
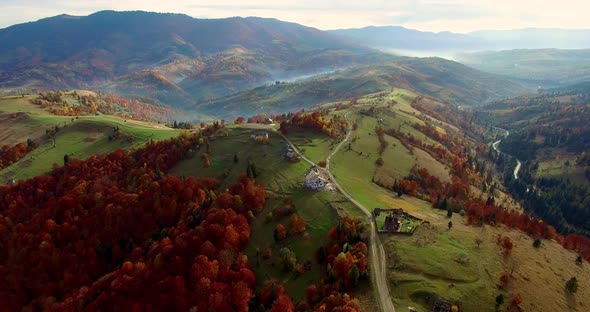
<box><xmin>477</xmin><ymin>84</ymin><xmax>590</xmax><ymax>235</ymax></box>
<box><xmin>0</xmin><ymin>10</ymin><xmax>389</xmax><ymax>107</ymax></box>
<box><xmin>195</xmin><ymin>57</ymin><xmax>529</xmax><ymax>119</ymax></box>
<box><xmin>455</xmin><ymin>49</ymin><xmax>590</xmax><ymax>87</ymax></box>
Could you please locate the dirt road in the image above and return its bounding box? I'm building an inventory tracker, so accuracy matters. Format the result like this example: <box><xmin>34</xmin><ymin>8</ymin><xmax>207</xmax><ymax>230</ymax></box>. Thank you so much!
<box><xmin>274</xmin><ymin>111</ymin><xmax>396</xmax><ymax>312</ymax></box>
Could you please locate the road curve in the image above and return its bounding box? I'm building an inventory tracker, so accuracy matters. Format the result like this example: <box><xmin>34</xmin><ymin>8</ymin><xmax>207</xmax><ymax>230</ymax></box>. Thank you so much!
<box><xmin>275</xmin><ymin>111</ymin><xmax>396</xmax><ymax>312</ymax></box>
<box><xmin>491</xmin><ymin>128</ymin><xmax>522</xmax><ymax>180</ymax></box>
<box><xmin>325</xmin><ymin>112</ymin><xmax>396</xmax><ymax>312</ymax></box>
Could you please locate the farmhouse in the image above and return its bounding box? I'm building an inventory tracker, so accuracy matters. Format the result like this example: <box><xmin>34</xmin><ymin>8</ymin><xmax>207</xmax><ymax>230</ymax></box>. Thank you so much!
<box><xmin>250</xmin><ymin>132</ymin><xmax>269</xmax><ymax>140</ymax></box>
<box><xmin>304</xmin><ymin>166</ymin><xmax>327</xmax><ymax>190</ymax></box>
<box><xmin>373</xmin><ymin>207</ymin><xmax>425</xmax><ymax>234</ymax></box>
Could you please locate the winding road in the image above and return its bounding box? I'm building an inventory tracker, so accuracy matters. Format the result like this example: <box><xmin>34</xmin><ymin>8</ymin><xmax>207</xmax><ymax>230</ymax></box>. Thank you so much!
<box><xmin>276</xmin><ymin>111</ymin><xmax>396</xmax><ymax>312</ymax></box>
<box><xmin>492</xmin><ymin>128</ymin><xmax>522</xmax><ymax>180</ymax></box>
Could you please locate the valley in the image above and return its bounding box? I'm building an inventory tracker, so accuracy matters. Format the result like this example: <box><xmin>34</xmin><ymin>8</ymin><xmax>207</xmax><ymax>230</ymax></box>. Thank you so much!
<box><xmin>1</xmin><ymin>6</ymin><xmax>590</xmax><ymax>312</ymax></box>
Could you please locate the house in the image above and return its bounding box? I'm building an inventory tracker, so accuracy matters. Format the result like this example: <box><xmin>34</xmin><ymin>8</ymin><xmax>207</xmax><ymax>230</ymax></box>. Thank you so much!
<box><xmin>392</xmin><ymin>208</ymin><xmax>404</xmax><ymax>216</ymax></box>
<box><xmin>305</xmin><ymin>166</ymin><xmax>327</xmax><ymax>190</ymax></box>
<box><xmin>373</xmin><ymin>208</ymin><xmax>382</xmax><ymax>217</ymax></box>
<box><xmin>251</xmin><ymin>132</ymin><xmax>269</xmax><ymax>140</ymax></box>
<box><xmin>383</xmin><ymin>214</ymin><xmax>401</xmax><ymax>232</ymax></box>
<box><xmin>285</xmin><ymin>148</ymin><xmax>295</xmax><ymax>159</ymax></box>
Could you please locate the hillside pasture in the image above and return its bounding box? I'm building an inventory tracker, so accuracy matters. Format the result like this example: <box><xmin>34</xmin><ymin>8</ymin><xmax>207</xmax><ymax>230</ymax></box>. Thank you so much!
<box><xmin>170</xmin><ymin>125</ymin><xmax>364</xmax><ymax>301</ymax></box>
<box><xmin>0</xmin><ymin>94</ymin><xmax>180</xmax><ymax>181</ymax></box>
<box><xmin>384</xmin><ymin>203</ymin><xmax>590</xmax><ymax>312</ymax></box>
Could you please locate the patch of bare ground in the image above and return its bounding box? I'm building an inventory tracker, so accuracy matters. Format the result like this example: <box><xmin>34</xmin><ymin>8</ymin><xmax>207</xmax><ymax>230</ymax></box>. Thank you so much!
<box><xmin>0</xmin><ymin>112</ymin><xmax>44</xmax><ymax>145</ymax></box>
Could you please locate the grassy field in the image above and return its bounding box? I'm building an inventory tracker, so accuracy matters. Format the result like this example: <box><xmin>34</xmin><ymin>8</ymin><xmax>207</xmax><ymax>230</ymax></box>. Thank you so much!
<box><xmin>536</xmin><ymin>155</ymin><xmax>588</xmax><ymax>185</ymax></box>
<box><xmin>296</xmin><ymin>89</ymin><xmax>590</xmax><ymax>311</ymax></box>
<box><xmin>384</xmin><ymin>204</ymin><xmax>590</xmax><ymax>312</ymax></box>
<box><xmin>375</xmin><ymin>212</ymin><xmax>422</xmax><ymax>234</ymax></box>
<box><xmin>0</xmin><ymin>95</ymin><xmax>180</xmax><ymax>181</ymax></box>
<box><xmin>284</xmin><ymin>128</ymin><xmax>336</xmax><ymax>164</ymax></box>
<box><xmin>384</xmin><ymin>210</ymin><xmax>502</xmax><ymax>312</ymax></box>
<box><xmin>169</xmin><ymin>125</ymin><xmax>363</xmax><ymax>301</ymax></box>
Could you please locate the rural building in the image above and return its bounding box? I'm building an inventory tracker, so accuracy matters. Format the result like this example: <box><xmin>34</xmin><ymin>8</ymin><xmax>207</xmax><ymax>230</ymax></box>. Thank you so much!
<box><xmin>285</xmin><ymin>149</ymin><xmax>295</xmax><ymax>160</ymax></box>
<box><xmin>251</xmin><ymin>132</ymin><xmax>269</xmax><ymax>139</ymax></box>
<box><xmin>374</xmin><ymin>207</ymin><xmax>426</xmax><ymax>234</ymax></box>
<box><xmin>373</xmin><ymin>208</ymin><xmax>382</xmax><ymax>217</ymax></box>
<box><xmin>304</xmin><ymin>166</ymin><xmax>327</xmax><ymax>190</ymax></box>
<box><xmin>392</xmin><ymin>208</ymin><xmax>404</xmax><ymax>216</ymax></box>
<box><xmin>383</xmin><ymin>214</ymin><xmax>401</xmax><ymax>232</ymax></box>
<box><xmin>431</xmin><ymin>298</ymin><xmax>460</xmax><ymax>312</ymax></box>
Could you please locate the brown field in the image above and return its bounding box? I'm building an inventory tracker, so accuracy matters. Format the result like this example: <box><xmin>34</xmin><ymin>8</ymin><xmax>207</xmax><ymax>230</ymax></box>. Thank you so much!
<box><xmin>0</xmin><ymin>112</ymin><xmax>47</xmax><ymax>146</ymax></box>
<box><xmin>414</xmin><ymin>147</ymin><xmax>452</xmax><ymax>183</ymax></box>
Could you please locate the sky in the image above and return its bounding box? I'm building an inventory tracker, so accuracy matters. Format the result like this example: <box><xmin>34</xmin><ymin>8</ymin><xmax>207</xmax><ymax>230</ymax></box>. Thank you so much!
<box><xmin>1</xmin><ymin>0</ymin><xmax>589</xmax><ymax>32</ymax></box>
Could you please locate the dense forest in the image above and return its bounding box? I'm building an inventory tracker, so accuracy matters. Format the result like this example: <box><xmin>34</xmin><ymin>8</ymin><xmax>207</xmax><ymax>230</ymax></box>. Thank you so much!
<box><xmin>0</xmin><ymin>125</ymin><xmax>367</xmax><ymax>311</ymax></box>
<box><xmin>478</xmin><ymin>86</ymin><xmax>590</xmax><ymax>235</ymax></box>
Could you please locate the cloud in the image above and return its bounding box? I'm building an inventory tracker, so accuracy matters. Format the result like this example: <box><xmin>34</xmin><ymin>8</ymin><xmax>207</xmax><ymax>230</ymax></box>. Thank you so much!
<box><xmin>0</xmin><ymin>0</ymin><xmax>589</xmax><ymax>32</ymax></box>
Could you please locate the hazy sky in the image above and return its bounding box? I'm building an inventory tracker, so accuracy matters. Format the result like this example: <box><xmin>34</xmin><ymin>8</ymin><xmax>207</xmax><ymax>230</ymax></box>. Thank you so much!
<box><xmin>1</xmin><ymin>0</ymin><xmax>589</xmax><ymax>32</ymax></box>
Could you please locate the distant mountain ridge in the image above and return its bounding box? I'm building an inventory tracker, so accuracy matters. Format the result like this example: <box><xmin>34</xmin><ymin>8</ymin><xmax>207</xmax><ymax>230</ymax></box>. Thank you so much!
<box><xmin>455</xmin><ymin>49</ymin><xmax>590</xmax><ymax>87</ymax></box>
<box><xmin>0</xmin><ymin>10</ymin><xmax>388</xmax><ymax>106</ymax></box>
<box><xmin>195</xmin><ymin>57</ymin><xmax>529</xmax><ymax>119</ymax></box>
<box><xmin>329</xmin><ymin>26</ymin><xmax>590</xmax><ymax>53</ymax></box>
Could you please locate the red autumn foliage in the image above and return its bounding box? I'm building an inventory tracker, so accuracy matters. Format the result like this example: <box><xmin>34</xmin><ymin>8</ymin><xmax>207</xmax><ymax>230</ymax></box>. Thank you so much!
<box><xmin>319</xmin><ymin>216</ymin><xmax>368</xmax><ymax>292</ymax></box>
<box><xmin>275</xmin><ymin>223</ymin><xmax>287</xmax><ymax>241</ymax></box>
<box><xmin>500</xmin><ymin>272</ymin><xmax>511</xmax><ymax>287</ymax></box>
<box><xmin>313</xmin><ymin>292</ymin><xmax>361</xmax><ymax>312</ymax></box>
<box><xmin>290</xmin><ymin>214</ymin><xmax>306</xmax><ymax>234</ymax></box>
<box><xmin>502</xmin><ymin>236</ymin><xmax>514</xmax><ymax>255</ymax></box>
<box><xmin>509</xmin><ymin>293</ymin><xmax>523</xmax><ymax>310</ymax></box>
<box><xmin>201</xmin><ymin>153</ymin><xmax>211</xmax><ymax>168</ymax></box>
<box><xmin>32</xmin><ymin>92</ymin><xmax>173</xmax><ymax>121</ymax></box>
<box><xmin>259</xmin><ymin>280</ymin><xmax>294</xmax><ymax>311</ymax></box>
<box><xmin>0</xmin><ymin>142</ymin><xmax>35</xmax><ymax>170</ymax></box>
<box><xmin>463</xmin><ymin>197</ymin><xmax>590</xmax><ymax>263</ymax></box>
<box><xmin>234</xmin><ymin>116</ymin><xmax>245</xmax><ymax>124</ymax></box>
<box><xmin>284</xmin><ymin>110</ymin><xmax>348</xmax><ymax>138</ymax></box>
<box><xmin>0</xmin><ymin>132</ymin><xmax>272</xmax><ymax>311</ymax></box>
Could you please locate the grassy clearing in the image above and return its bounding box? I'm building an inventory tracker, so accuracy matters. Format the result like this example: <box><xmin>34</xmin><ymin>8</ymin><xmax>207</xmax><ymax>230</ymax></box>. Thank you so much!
<box><xmin>284</xmin><ymin>128</ymin><xmax>337</xmax><ymax>164</ymax></box>
<box><xmin>537</xmin><ymin>158</ymin><xmax>587</xmax><ymax>185</ymax></box>
<box><xmin>245</xmin><ymin>191</ymin><xmax>342</xmax><ymax>301</ymax></box>
<box><xmin>375</xmin><ymin>213</ymin><xmax>422</xmax><ymax>233</ymax></box>
<box><xmin>384</xmin><ymin>202</ymin><xmax>590</xmax><ymax>312</ymax></box>
<box><xmin>384</xmin><ymin>213</ymin><xmax>503</xmax><ymax>312</ymax></box>
<box><xmin>316</xmin><ymin>100</ymin><xmax>495</xmax><ymax>311</ymax></box>
<box><xmin>0</xmin><ymin>95</ymin><xmax>48</xmax><ymax>114</ymax></box>
<box><xmin>0</xmin><ymin>95</ymin><xmax>180</xmax><ymax>181</ymax></box>
<box><xmin>170</xmin><ymin>125</ymin><xmax>362</xmax><ymax>301</ymax></box>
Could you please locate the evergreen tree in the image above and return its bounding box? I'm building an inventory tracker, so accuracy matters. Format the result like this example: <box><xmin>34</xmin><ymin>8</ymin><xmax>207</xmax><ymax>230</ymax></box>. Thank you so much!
<box><xmin>250</xmin><ymin>162</ymin><xmax>258</xmax><ymax>178</ymax></box>
<box><xmin>566</xmin><ymin>277</ymin><xmax>578</xmax><ymax>294</ymax></box>
<box><xmin>441</xmin><ymin>197</ymin><xmax>449</xmax><ymax>211</ymax></box>
<box><xmin>349</xmin><ymin>265</ymin><xmax>360</xmax><ymax>287</ymax></box>
<box><xmin>495</xmin><ymin>294</ymin><xmax>504</xmax><ymax>310</ymax></box>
